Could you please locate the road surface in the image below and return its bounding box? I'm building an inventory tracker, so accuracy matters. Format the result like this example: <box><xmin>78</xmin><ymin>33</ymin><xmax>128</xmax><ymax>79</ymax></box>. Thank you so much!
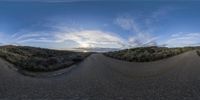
<box><xmin>0</xmin><ymin>51</ymin><xmax>200</xmax><ymax>100</ymax></box>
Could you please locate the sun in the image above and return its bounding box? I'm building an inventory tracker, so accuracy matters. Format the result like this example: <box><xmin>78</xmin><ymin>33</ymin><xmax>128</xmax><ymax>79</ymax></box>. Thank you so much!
<box><xmin>79</xmin><ymin>43</ymin><xmax>91</xmax><ymax>48</ymax></box>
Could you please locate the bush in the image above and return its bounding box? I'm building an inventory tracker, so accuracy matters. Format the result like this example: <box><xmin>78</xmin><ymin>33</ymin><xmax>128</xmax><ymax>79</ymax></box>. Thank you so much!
<box><xmin>0</xmin><ymin>45</ymin><xmax>91</xmax><ymax>72</ymax></box>
<box><xmin>104</xmin><ymin>46</ymin><xmax>194</xmax><ymax>62</ymax></box>
<box><xmin>197</xmin><ymin>51</ymin><xmax>200</xmax><ymax>56</ymax></box>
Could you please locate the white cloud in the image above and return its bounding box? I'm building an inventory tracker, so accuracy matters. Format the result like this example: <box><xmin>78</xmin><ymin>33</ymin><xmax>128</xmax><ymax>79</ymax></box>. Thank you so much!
<box><xmin>0</xmin><ymin>32</ymin><xmax>7</xmax><ymax>45</ymax></box>
<box><xmin>115</xmin><ymin>15</ymin><xmax>157</xmax><ymax>47</ymax></box>
<box><xmin>8</xmin><ymin>28</ymin><xmax>127</xmax><ymax>49</ymax></box>
<box><xmin>10</xmin><ymin>31</ymin><xmax>57</xmax><ymax>44</ymax></box>
<box><xmin>164</xmin><ymin>32</ymin><xmax>200</xmax><ymax>47</ymax></box>
<box><xmin>55</xmin><ymin>30</ymin><xmax>126</xmax><ymax>48</ymax></box>
<box><xmin>115</xmin><ymin>16</ymin><xmax>139</xmax><ymax>32</ymax></box>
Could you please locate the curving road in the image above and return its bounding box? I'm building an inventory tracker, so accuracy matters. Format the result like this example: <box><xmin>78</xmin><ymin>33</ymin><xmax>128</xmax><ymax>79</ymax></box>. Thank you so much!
<box><xmin>0</xmin><ymin>51</ymin><xmax>200</xmax><ymax>99</ymax></box>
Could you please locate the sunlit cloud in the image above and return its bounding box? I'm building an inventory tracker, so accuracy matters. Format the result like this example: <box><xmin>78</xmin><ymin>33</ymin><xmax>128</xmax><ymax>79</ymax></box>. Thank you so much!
<box><xmin>9</xmin><ymin>15</ymin><xmax>160</xmax><ymax>49</ymax></box>
<box><xmin>7</xmin><ymin>27</ymin><xmax>127</xmax><ymax>49</ymax></box>
<box><xmin>55</xmin><ymin>30</ymin><xmax>126</xmax><ymax>48</ymax></box>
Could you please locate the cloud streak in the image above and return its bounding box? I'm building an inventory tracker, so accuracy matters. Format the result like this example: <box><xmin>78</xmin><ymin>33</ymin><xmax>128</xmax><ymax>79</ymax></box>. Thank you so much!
<box><xmin>115</xmin><ymin>15</ymin><xmax>158</xmax><ymax>47</ymax></box>
<box><xmin>6</xmin><ymin>14</ymin><xmax>159</xmax><ymax>49</ymax></box>
<box><xmin>10</xmin><ymin>31</ymin><xmax>57</xmax><ymax>43</ymax></box>
<box><xmin>55</xmin><ymin>30</ymin><xmax>126</xmax><ymax>48</ymax></box>
<box><xmin>3</xmin><ymin>6</ymin><xmax>196</xmax><ymax>49</ymax></box>
<box><xmin>8</xmin><ymin>27</ymin><xmax>126</xmax><ymax>49</ymax></box>
<box><xmin>164</xmin><ymin>32</ymin><xmax>200</xmax><ymax>47</ymax></box>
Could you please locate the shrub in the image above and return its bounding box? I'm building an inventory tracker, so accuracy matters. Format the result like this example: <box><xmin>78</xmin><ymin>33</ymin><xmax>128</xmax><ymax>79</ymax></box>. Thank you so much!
<box><xmin>104</xmin><ymin>46</ymin><xmax>194</xmax><ymax>62</ymax></box>
<box><xmin>0</xmin><ymin>45</ymin><xmax>91</xmax><ymax>72</ymax></box>
<box><xmin>197</xmin><ymin>51</ymin><xmax>200</xmax><ymax>56</ymax></box>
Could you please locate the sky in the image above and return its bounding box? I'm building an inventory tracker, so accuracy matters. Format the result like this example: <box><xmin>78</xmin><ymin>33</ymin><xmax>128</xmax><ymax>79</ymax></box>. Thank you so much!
<box><xmin>1</xmin><ymin>0</ymin><xmax>200</xmax><ymax>49</ymax></box>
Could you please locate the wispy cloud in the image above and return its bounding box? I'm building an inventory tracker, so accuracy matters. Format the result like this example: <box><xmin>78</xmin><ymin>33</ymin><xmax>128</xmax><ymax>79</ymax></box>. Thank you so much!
<box><xmin>151</xmin><ymin>6</ymin><xmax>173</xmax><ymax>20</ymax></box>
<box><xmin>115</xmin><ymin>16</ymin><xmax>139</xmax><ymax>32</ymax></box>
<box><xmin>115</xmin><ymin>15</ymin><xmax>158</xmax><ymax>47</ymax></box>
<box><xmin>55</xmin><ymin>30</ymin><xmax>126</xmax><ymax>48</ymax></box>
<box><xmin>114</xmin><ymin>6</ymin><xmax>177</xmax><ymax>48</ymax></box>
<box><xmin>2</xmin><ymin>5</ymin><xmax>194</xmax><ymax>49</ymax></box>
<box><xmin>164</xmin><ymin>32</ymin><xmax>200</xmax><ymax>47</ymax></box>
<box><xmin>8</xmin><ymin>27</ymin><xmax>126</xmax><ymax>49</ymax></box>
<box><xmin>0</xmin><ymin>32</ymin><xmax>7</xmax><ymax>45</ymax></box>
<box><xmin>10</xmin><ymin>31</ymin><xmax>57</xmax><ymax>43</ymax></box>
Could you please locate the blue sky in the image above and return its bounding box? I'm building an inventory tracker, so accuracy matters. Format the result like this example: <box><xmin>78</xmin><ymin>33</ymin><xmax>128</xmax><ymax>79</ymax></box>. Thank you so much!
<box><xmin>1</xmin><ymin>0</ymin><xmax>200</xmax><ymax>49</ymax></box>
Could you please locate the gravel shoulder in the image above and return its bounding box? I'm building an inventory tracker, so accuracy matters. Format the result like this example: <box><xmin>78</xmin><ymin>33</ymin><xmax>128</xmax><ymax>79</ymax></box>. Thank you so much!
<box><xmin>0</xmin><ymin>51</ymin><xmax>200</xmax><ymax>100</ymax></box>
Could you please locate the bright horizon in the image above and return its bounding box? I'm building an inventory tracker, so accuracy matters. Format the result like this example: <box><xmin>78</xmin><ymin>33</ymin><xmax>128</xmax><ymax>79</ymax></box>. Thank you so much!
<box><xmin>1</xmin><ymin>0</ymin><xmax>200</xmax><ymax>49</ymax></box>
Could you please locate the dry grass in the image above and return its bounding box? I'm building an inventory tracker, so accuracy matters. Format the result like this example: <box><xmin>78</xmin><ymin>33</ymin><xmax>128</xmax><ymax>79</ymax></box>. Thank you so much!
<box><xmin>104</xmin><ymin>46</ymin><xmax>195</xmax><ymax>62</ymax></box>
<box><xmin>0</xmin><ymin>45</ymin><xmax>91</xmax><ymax>72</ymax></box>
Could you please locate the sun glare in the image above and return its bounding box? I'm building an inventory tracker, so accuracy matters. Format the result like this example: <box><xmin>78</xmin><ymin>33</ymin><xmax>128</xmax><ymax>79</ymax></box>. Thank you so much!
<box><xmin>80</xmin><ymin>43</ymin><xmax>91</xmax><ymax>48</ymax></box>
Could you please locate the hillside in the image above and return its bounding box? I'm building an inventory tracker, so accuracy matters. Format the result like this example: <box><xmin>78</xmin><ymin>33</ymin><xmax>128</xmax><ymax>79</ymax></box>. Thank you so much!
<box><xmin>104</xmin><ymin>46</ymin><xmax>196</xmax><ymax>62</ymax></box>
<box><xmin>0</xmin><ymin>45</ymin><xmax>91</xmax><ymax>72</ymax></box>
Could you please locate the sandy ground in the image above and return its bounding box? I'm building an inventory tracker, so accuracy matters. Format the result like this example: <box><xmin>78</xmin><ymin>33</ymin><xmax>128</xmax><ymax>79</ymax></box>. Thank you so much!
<box><xmin>0</xmin><ymin>51</ymin><xmax>200</xmax><ymax>100</ymax></box>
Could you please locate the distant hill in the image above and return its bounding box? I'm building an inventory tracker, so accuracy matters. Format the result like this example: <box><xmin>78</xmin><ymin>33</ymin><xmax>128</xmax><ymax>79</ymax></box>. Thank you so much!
<box><xmin>68</xmin><ymin>47</ymin><xmax>121</xmax><ymax>52</ymax></box>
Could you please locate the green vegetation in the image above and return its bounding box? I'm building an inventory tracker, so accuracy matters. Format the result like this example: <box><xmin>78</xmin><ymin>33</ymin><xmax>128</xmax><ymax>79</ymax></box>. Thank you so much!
<box><xmin>105</xmin><ymin>46</ymin><xmax>195</xmax><ymax>62</ymax></box>
<box><xmin>0</xmin><ymin>45</ymin><xmax>91</xmax><ymax>72</ymax></box>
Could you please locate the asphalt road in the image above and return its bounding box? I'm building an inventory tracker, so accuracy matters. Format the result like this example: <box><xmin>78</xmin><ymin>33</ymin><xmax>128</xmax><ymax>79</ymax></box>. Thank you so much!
<box><xmin>0</xmin><ymin>51</ymin><xmax>200</xmax><ymax>100</ymax></box>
